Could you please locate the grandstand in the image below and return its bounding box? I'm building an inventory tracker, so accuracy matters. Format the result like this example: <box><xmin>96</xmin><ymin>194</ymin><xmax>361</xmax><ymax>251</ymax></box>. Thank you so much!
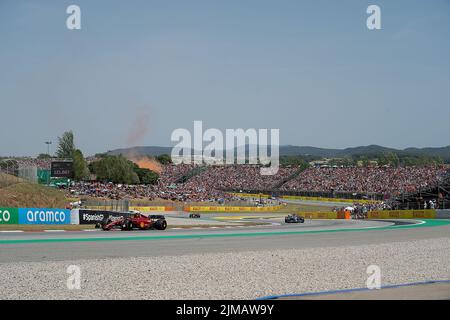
<box><xmin>5</xmin><ymin>156</ymin><xmax>448</xmax><ymax>205</ymax></box>
<box><xmin>67</xmin><ymin>163</ymin><xmax>450</xmax><ymax>206</ymax></box>
<box><xmin>279</xmin><ymin>166</ymin><xmax>448</xmax><ymax>195</ymax></box>
<box><xmin>272</xmin><ymin>165</ymin><xmax>309</xmax><ymax>189</ymax></box>
<box><xmin>175</xmin><ymin>165</ymin><xmax>209</xmax><ymax>183</ymax></box>
<box><xmin>393</xmin><ymin>171</ymin><xmax>450</xmax><ymax>210</ymax></box>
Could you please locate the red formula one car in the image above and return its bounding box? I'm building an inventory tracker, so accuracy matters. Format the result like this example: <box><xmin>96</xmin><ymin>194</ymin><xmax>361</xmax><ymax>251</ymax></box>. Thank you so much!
<box><xmin>101</xmin><ymin>212</ymin><xmax>167</xmax><ymax>231</ymax></box>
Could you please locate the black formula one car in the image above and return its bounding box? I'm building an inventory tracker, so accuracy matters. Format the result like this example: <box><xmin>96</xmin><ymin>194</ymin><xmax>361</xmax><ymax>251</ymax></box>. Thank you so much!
<box><xmin>285</xmin><ymin>214</ymin><xmax>305</xmax><ymax>223</ymax></box>
<box><xmin>189</xmin><ymin>213</ymin><xmax>201</xmax><ymax>218</ymax></box>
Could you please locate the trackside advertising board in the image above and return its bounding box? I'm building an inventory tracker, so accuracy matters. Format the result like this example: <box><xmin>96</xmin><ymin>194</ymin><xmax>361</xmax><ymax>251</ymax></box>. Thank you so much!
<box><xmin>18</xmin><ymin>208</ymin><xmax>71</xmax><ymax>225</ymax></box>
<box><xmin>128</xmin><ymin>206</ymin><xmax>168</xmax><ymax>212</ymax></box>
<box><xmin>184</xmin><ymin>205</ymin><xmax>283</xmax><ymax>212</ymax></box>
<box><xmin>367</xmin><ymin>209</ymin><xmax>436</xmax><ymax>219</ymax></box>
<box><xmin>0</xmin><ymin>208</ymin><xmax>19</xmax><ymax>224</ymax></box>
<box><xmin>78</xmin><ymin>209</ymin><xmax>131</xmax><ymax>225</ymax></box>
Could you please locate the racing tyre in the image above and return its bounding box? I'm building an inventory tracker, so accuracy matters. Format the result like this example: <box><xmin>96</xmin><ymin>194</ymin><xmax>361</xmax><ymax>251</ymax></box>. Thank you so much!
<box><xmin>155</xmin><ymin>219</ymin><xmax>167</xmax><ymax>230</ymax></box>
<box><xmin>121</xmin><ymin>219</ymin><xmax>132</xmax><ymax>231</ymax></box>
<box><xmin>101</xmin><ymin>219</ymin><xmax>112</xmax><ymax>231</ymax></box>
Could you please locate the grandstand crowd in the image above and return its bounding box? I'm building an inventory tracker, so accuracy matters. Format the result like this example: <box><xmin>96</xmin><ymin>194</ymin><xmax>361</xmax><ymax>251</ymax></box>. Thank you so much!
<box><xmin>2</xmin><ymin>158</ymin><xmax>449</xmax><ymax>204</ymax></box>
<box><xmin>67</xmin><ymin>164</ymin><xmax>450</xmax><ymax>202</ymax></box>
<box><xmin>281</xmin><ymin>166</ymin><xmax>449</xmax><ymax>195</ymax></box>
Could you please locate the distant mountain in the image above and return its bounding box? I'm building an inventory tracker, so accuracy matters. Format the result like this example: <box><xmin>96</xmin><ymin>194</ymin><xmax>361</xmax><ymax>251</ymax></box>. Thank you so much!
<box><xmin>337</xmin><ymin>145</ymin><xmax>399</xmax><ymax>156</ymax></box>
<box><xmin>278</xmin><ymin>145</ymin><xmax>399</xmax><ymax>157</ymax></box>
<box><xmin>276</xmin><ymin>145</ymin><xmax>341</xmax><ymax>157</ymax></box>
<box><xmin>105</xmin><ymin>144</ymin><xmax>450</xmax><ymax>159</ymax></box>
<box><xmin>402</xmin><ymin>146</ymin><xmax>450</xmax><ymax>158</ymax></box>
<box><xmin>279</xmin><ymin>145</ymin><xmax>450</xmax><ymax>159</ymax></box>
<box><xmin>106</xmin><ymin>146</ymin><xmax>173</xmax><ymax>157</ymax></box>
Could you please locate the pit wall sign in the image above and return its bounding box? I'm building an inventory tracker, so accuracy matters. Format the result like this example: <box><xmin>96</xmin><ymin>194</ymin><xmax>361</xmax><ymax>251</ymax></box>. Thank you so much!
<box><xmin>0</xmin><ymin>208</ymin><xmax>19</xmax><ymax>224</ymax></box>
<box><xmin>18</xmin><ymin>208</ymin><xmax>71</xmax><ymax>225</ymax></box>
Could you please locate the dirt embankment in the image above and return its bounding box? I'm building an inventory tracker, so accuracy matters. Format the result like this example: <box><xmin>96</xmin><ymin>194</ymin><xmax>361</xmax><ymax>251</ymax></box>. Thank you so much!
<box><xmin>0</xmin><ymin>181</ymin><xmax>69</xmax><ymax>208</ymax></box>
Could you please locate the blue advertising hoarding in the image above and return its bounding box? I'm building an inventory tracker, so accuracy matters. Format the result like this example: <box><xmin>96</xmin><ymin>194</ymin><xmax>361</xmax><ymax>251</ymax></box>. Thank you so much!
<box><xmin>18</xmin><ymin>208</ymin><xmax>71</xmax><ymax>225</ymax></box>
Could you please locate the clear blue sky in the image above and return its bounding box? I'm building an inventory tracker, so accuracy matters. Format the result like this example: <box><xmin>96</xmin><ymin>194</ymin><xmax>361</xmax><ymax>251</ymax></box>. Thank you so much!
<box><xmin>1</xmin><ymin>0</ymin><xmax>449</xmax><ymax>156</ymax></box>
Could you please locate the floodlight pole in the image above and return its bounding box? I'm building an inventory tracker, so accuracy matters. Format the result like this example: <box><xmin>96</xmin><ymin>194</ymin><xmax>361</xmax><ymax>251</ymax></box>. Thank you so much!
<box><xmin>45</xmin><ymin>141</ymin><xmax>52</xmax><ymax>156</ymax></box>
<box><xmin>45</xmin><ymin>141</ymin><xmax>52</xmax><ymax>185</ymax></box>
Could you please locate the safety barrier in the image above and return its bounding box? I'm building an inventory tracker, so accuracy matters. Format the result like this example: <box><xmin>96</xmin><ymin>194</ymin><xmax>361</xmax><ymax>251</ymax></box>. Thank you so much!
<box><xmin>0</xmin><ymin>207</ymin><xmax>19</xmax><ymax>224</ymax></box>
<box><xmin>2</xmin><ymin>207</ymin><xmax>447</xmax><ymax>226</ymax></box>
<box><xmin>367</xmin><ymin>209</ymin><xmax>436</xmax><ymax>219</ymax></box>
<box><xmin>86</xmin><ymin>205</ymin><xmax>175</xmax><ymax>212</ymax></box>
<box><xmin>129</xmin><ymin>206</ymin><xmax>174</xmax><ymax>212</ymax></box>
<box><xmin>436</xmin><ymin>209</ymin><xmax>450</xmax><ymax>219</ymax></box>
<box><xmin>184</xmin><ymin>205</ymin><xmax>284</xmax><ymax>212</ymax></box>
<box><xmin>71</xmin><ymin>208</ymin><xmax>173</xmax><ymax>225</ymax></box>
<box><xmin>71</xmin><ymin>209</ymin><xmax>132</xmax><ymax>225</ymax></box>
<box><xmin>230</xmin><ymin>193</ymin><xmax>380</xmax><ymax>204</ymax></box>
<box><xmin>85</xmin><ymin>205</ymin><xmax>115</xmax><ymax>210</ymax></box>
<box><xmin>230</xmin><ymin>193</ymin><xmax>271</xmax><ymax>198</ymax></box>
<box><xmin>0</xmin><ymin>207</ymin><xmax>70</xmax><ymax>225</ymax></box>
<box><xmin>300</xmin><ymin>212</ymin><xmax>338</xmax><ymax>219</ymax></box>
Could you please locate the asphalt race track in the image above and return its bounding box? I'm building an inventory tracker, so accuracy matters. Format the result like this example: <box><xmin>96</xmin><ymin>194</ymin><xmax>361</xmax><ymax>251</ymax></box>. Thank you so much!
<box><xmin>2</xmin><ymin>215</ymin><xmax>450</xmax><ymax>299</ymax></box>
<box><xmin>0</xmin><ymin>217</ymin><xmax>448</xmax><ymax>263</ymax></box>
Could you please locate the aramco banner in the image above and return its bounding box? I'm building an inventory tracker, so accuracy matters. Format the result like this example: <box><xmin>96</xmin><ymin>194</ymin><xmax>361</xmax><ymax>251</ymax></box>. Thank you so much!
<box><xmin>18</xmin><ymin>208</ymin><xmax>71</xmax><ymax>225</ymax></box>
<box><xmin>0</xmin><ymin>208</ymin><xmax>19</xmax><ymax>224</ymax></box>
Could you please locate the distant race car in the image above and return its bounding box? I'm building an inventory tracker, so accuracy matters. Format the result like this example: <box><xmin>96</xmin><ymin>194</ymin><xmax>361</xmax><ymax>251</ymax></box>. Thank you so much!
<box><xmin>285</xmin><ymin>214</ymin><xmax>305</xmax><ymax>224</ymax></box>
<box><xmin>189</xmin><ymin>213</ymin><xmax>201</xmax><ymax>218</ymax></box>
<box><xmin>101</xmin><ymin>212</ymin><xmax>167</xmax><ymax>231</ymax></box>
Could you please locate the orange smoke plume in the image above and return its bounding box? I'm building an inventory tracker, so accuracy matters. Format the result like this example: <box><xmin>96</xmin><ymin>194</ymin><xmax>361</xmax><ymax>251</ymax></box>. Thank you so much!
<box><xmin>131</xmin><ymin>156</ymin><xmax>162</xmax><ymax>174</ymax></box>
<box><xmin>122</xmin><ymin>108</ymin><xmax>162</xmax><ymax>173</ymax></box>
<box><xmin>126</xmin><ymin>109</ymin><xmax>151</xmax><ymax>145</ymax></box>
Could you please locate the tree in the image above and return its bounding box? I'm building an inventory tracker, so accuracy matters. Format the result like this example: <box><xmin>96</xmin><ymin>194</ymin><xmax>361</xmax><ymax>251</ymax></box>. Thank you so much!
<box><xmin>90</xmin><ymin>155</ymin><xmax>140</xmax><ymax>184</ymax></box>
<box><xmin>37</xmin><ymin>153</ymin><xmax>51</xmax><ymax>159</ymax></box>
<box><xmin>89</xmin><ymin>155</ymin><xmax>160</xmax><ymax>184</ymax></box>
<box><xmin>385</xmin><ymin>152</ymin><xmax>400</xmax><ymax>167</ymax></box>
<box><xmin>72</xmin><ymin>149</ymin><xmax>89</xmax><ymax>181</ymax></box>
<box><xmin>156</xmin><ymin>154</ymin><xmax>172</xmax><ymax>165</ymax></box>
<box><xmin>279</xmin><ymin>155</ymin><xmax>310</xmax><ymax>167</ymax></box>
<box><xmin>377</xmin><ymin>153</ymin><xmax>388</xmax><ymax>166</ymax></box>
<box><xmin>133</xmin><ymin>166</ymin><xmax>159</xmax><ymax>185</ymax></box>
<box><xmin>361</xmin><ymin>156</ymin><xmax>370</xmax><ymax>167</ymax></box>
<box><xmin>56</xmin><ymin>131</ymin><xmax>75</xmax><ymax>158</ymax></box>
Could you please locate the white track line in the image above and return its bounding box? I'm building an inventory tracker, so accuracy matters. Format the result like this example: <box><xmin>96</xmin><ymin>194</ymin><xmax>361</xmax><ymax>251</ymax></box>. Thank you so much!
<box><xmin>44</xmin><ymin>230</ymin><xmax>66</xmax><ymax>232</ymax></box>
<box><xmin>0</xmin><ymin>230</ymin><xmax>24</xmax><ymax>233</ymax></box>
